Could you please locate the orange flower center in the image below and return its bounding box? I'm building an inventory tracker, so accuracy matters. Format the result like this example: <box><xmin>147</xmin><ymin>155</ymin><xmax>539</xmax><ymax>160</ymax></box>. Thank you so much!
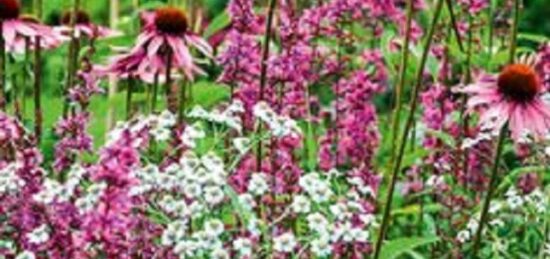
<box><xmin>0</xmin><ymin>0</ymin><xmax>20</xmax><ymax>20</ymax></box>
<box><xmin>61</xmin><ymin>10</ymin><xmax>91</xmax><ymax>25</ymax></box>
<box><xmin>154</xmin><ymin>7</ymin><xmax>188</xmax><ymax>35</ymax></box>
<box><xmin>497</xmin><ymin>64</ymin><xmax>540</xmax><ymax>102</ymax></box>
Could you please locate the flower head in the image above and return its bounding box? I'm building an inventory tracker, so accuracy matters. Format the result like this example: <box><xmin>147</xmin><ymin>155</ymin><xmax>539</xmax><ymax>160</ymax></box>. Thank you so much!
<box><xmin>154</xmin><ymin>7</ymin><xmax>188</xmax><ymax>35</ymax></box>
<box><xmin>0</xmin><ymin>0</ymin><xmax>20</xmax><ymax>20</ymax></box>
<box><xmin>460</xmin><ymin>56</ymin><xmax>550</xmax><ymax>141</ymax></box>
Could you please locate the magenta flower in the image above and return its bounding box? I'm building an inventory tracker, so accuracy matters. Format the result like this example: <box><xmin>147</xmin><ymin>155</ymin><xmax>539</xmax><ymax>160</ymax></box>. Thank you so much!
<box><xmin>124</xmin><ymin>7</ymin><xmax>212</xmax><ymax>81</ymax></box>
<box><xmin>55</xmin><ymin>9</ymin><xmax>120</xmax><ymax>39</ymax></box>
<box><xmin>0</xmin><ymin>0</ymin><xmax>63</xmax><ymax>53</ymax></box>
<box><xmin>460</xmin><ymin>57</ymin><xmax>550</xmax><ymax>141</ymax></box>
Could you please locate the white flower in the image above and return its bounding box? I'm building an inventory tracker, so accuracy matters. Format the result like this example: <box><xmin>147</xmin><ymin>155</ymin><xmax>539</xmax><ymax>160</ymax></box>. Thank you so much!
<box><xmin>188</xmin><ymin>106</ymin><xmax>209</xmax><ymax>119</ymax></box>
<box><xmin>233</xmin><ymin>237</ymin><xmax>253</xmax><ymax>256</ymax></box>
<box><xmin>273</xmin><ymin>232</ymin><xmax>297</xmax><ymax>253</ymax></box>
<box><xmin>489</xmin><ymin>219</ymin><xmax>504</xmax><ymax>228</ymax></box>
<box><xmin>359</xmin><ymin>214</ymin><xmax>376</xmax><ymax>226</ymax></box>
<box><xmin>330</xmin><ymin>203</ymin><xmax>351</xmax><ymax>221</ymax></box>
<box><xmin>183</xmin><ymin>183</ymin><xmax>202</xmax><ymax>199</ymax></box>
<box><xmin>309</xmin><ymin>183</ymin><xmax>333</xmax><ymax>203</ymax></box>
<box><xmin>151</xmin><ymin>127</ymin><xmax>171</xmax><ymax>142</ymax></box>
<box><xmin>162</xmin><ymin>221</ymin><xmax>187</xmax><ymax>246</ymax></box>
<box><xmin>233</xmin><ymin>137</ymin><xmax>251</xmax><ymax>155</ymax></box>
<box><xmin>0</xmin><ymin>240</ymin><xmax>14</xmax><ymax>251</ymax></box>
<box><xmin>247</xmin><ymin>217</ymin><xmax>262</xmax><ymax>237</ymax></box>
<box><xmin>489</xmin><ymin>202</ymin><xmax>503</xmax><ymax>214</ymax></box>
<box><xmin>174</xmin><ymin>240</ymin><xmax>199</xmax><ymax>257</ymax></box>
<box><xmin>349</xmin><ymin>228</ymin><xmax>369</xmax><ymax>242</ymax></box>
<box><xmin>158</xmin><ymin>110</ymin><xmax>176</xmax><ymax>128</ymax></box>
<box><xmin>291</xmin><ymin>195</ymin><xmax>311</xmax><ymax>214</ymax></box>
<box><xmin>203</xmin><ymin>186</ymin><xmax>225</xmax><ymax>206</ymax></box>
<box><xmin>0</xmin><ymin>164</ymin><xmax>25</xmax><ymax>195</ymax></box>
<box><xmin>248</xmin><ymin>173</ymin><xmax>269</xmax><ymax>196</ymax></box>
<box><xmin>27</xmin><ymin>224</ymin><xmax>50</xmax><ymax>244</ymax></box>
<box><xmin>506</xmin><ymin>195</ymin><xmax>524</xmax><ymax>210</ymax></box>
<box><xmin>467</xmin><ymin>219</ymin><xmax>479</xmax><ymax>233</ymax></box>
<box><xmin>426</xmin><ymin>175</ymin><xmax>444</xmax><ymax>187</ymax></box>
<box><xmin>457</xmin><ymin>230</ymin><xmax>471</xmax><ymax>243</ymax></box>
<box><xmin>311</xmin><ymin>237</ymin><xmax>332</xmax><ymax>257</ymax></box>
<box><xmin>15</xmin><ymin>251</ymin><xmax>36</xmax><ymax>259</ymax></box>
<box><xmin>201</xmin><ymin>153</ymin><xmax>225</xmax><ymax>173</ymax></box>
<box><xmin>307</xmin><ymin>213</ymin><xmax>329</xmax><ymax>233</ymax></box>
<box><xmin>238</xmin><ymin>193</ymin><xmax>256</xmax><ymax>210</ymax></box>
<box><xmin>204</xmin><ymin>219</ymin><xmax>225</xmax><ymax>237</ymax></box>
<box><xmin>210</xmin><ymin>248</ymin><xmax>230</xmax><ymax>259</ymax></box>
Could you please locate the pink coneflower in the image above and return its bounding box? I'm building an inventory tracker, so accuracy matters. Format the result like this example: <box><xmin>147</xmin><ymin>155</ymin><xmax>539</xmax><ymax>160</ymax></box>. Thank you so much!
<box><xmin>461</xmin><ymin>55</ymin><xmax>550</xmax><ymax>141</ymax></box>
<box><xmin>134</xmin><ymin>7</ymin><xmax>212</xmax><ymax>80</ymax></box>
<box><xmin>0</xmin><ymin>0</ymin><xmax>63</xmax><ymax>53</ymax></box>
<box><xmin>55</xmin><ymin>9</ymin><xmax>120</xmax><ymax>39</ymax></box>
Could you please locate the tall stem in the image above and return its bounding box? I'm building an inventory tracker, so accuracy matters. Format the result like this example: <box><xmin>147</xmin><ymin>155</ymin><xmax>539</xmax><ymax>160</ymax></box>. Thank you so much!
<box><xmin>445</xmin><ymin>0</ymin><xmax>465</xmax><ymax>52</ymax></box>
<box><xmin>151</xmin><ymin>73</ymin><xmax>160</xmax><ymax>113</ymax></box>
<box><xmin>63</xmin><ymin>0</ymin><xmax>81</xmax><ymax>118</ymax></box>
<box><xmin>471</xmin><ymin>126</ymin><xmax>506</xmax><ymax>254</ymax></box>
<box><xmin>389</xmin><ymin>0</ymin><xmax>414</xmax><ymax>164</ymax></box>
<box><xmin>165</xmin><ymin>49</ymin><xmax>176</xmax><ymax>113</ymax></box>
<box><xmin>471</xmin><ymin>0</ymin><xmax>520</xmax><ymax>254</ymax></box>
<box><xmin>256</xmin><ymin>0</ymin><xmax>277</xmax><ymax>172</ymax></box>
<box><xmin>0</xmin><ymin>21</ymin><xmax>6</xmax><ymax>111</ymax></box>
<box><xmin>508</xmin><ymin>0</ymin><xmax>520</xmax><ymax>64</ymax></box>
<box><xmin>34</xmin><ymin>38</ymin><xmax>42</xmax><ymax>143</ymax></box>
<box><xmin>178</xmin><ymin>80</ymin><xmax>187</xmax><ymax>123</ymax></box>
<box><xmin>126</xmin><ymin>77</ymin><xmax>134</xmax><ymax>120</ymax></box>
<box><xmin>373</xmin><ymin>0</ymin><xmax>444</xmax><ymax>258</ymax></box>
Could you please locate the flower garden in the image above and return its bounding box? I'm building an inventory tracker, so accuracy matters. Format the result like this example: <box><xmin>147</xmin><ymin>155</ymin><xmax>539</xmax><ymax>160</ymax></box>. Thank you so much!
<box><xmin>0</xmin><ymin>0</ymin><xmax>549</xmax><ymax>258</ymax></box>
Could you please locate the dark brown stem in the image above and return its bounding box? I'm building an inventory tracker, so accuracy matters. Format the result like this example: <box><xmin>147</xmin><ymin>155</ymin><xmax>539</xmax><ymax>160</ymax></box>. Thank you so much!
<box><xmin>34</xmin><ymin>37</ymin><xmax>42</xmax><ymax>143</ymax></box>
<box><xmin>126</xmin><ymin>77</ymin><xmax>134</xmax><ymax>120</ymax></box>
<box><xmin>445</xmin><ymin>0</ymin><xmax>465</xmax><ymax>52</ymax></box>
<box><xmin>0</xmin><ymin>21</ymin><xmax>6</xmax><ymax>111</ymax></box>
<box><xmin>62</xmin><ymin>0</ymin><xmax>81</xmax><ymax>118</ymax></box>
<box><xmin>256</xmin><ymin>0</ymin><xmax>277</xmax><ymax>172</ymax></box>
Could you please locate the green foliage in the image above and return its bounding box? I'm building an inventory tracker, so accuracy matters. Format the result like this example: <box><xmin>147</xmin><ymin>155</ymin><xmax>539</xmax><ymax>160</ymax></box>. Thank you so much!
<box><xmin>379</xmin><ymin>236</ymin><xmax>440</xmax><ymax>259</ymax></box>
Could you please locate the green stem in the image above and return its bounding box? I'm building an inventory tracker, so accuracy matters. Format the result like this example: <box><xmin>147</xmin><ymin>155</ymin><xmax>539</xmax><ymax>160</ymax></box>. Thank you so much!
<box><xmin>445</xmin><ymin>0</ymin><xmax>465</xmax><ymax>52</ymax></box>
<box><xmin>471</xmin><ymin>0</ymin><xmax>519</xmax><ymax>254</ymax></box>
<box><xmin>151</xmin><ymin>73</ymin><xmax>159</xmax><ymax>113</ymax></box>
<box><xmin>178</xmin><ymin>80</ymin><xmax>187</xmax><ymax>123</ymax></box>
<box><xmin>508</xmin><ymin>0</ymin><xmax>520</xmax><ymax>64</ymax></box>
<box><xmin>390</xmin><ymin>0</ymin><xmax>414</xmax><ymax>164</ymax></box>
<box><xmin>256</xmin><ymin>0</ymin><xmax>277</xmax><ymax>172</ymax></box>
<box><xmin>471</xmin><ymin>126</ymin><xmax>506</xmax><ymax>255</ymax></box>
<box><xmin>373</xmin><ymin>0</ymin><xmax>444</xmax><ymax>258</ymax></box>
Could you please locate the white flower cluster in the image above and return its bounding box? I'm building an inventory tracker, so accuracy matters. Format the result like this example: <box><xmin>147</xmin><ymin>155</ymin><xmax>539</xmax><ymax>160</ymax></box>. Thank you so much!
<box><xmin>188</xmin><ymin>100</ymin><xmax>245</xmax><ymax>133</ymax></box>
<box><xmin>15</xmin><ymin>251</ymin><xmax>35</xmax><ymax>259</ymax></box>
<box><xmin>457</xmin><ymin>187</ymin><xmax>549</xmax><ymax>243</ymax></box>
<box><xmin>181</xmin><ymin>123</ymin><xmax>206</xmax><ymax>148</ymax></box>
<box><xmin>108</xmin><ymin>110</ymin><xmax>176</xmax><ymax>145</ymax></box>
<box><xmin>162</xmin><ymin>218</ymin><xmax>229</xmax><ymax>259</ymax></box>
<box><xmin>33</xmin><ymin>164</ymin><xmax>86</xmax><ymax>204</ymax></box>
<box><xmin>26</xmin><ymin>224</ymin><xmax>50</xmax><ymax>244</ymax></box>
<box><xmin>74</xmin><ymin>182</ymin><xmax>107</xmax><ymax>213</ymax></box>
<box><xmin>247</xmin><ymin>173</ymin><xmax>269</xmax><ymax>196</ymax></box>
<box><xmin>132</xmin><ymin>151</ymin><xmax>227</xmax><ymax>209</ymax></box>
<box><xmin>253</xmin><ymin>101</ymin><xmax>302</xmax><ymax>138</ymax></box>
<box><xmin>292</xmin><ymin>174</ymin><xmax>375</xmax><ymax>257</ymax></box>
<box><xmin>0</xmin><ymin>163</ymin><xmax>25</xmax><ymax>195</ymax></box>
<box><xmin>299</xmin><ymin>173</ymin><xmax>333</xmax><ymax>203</ymax></box>
<box><xmin>273</xmin><ymin>232</ymin><xmax>297</xmax><ymax>253</ymax></box>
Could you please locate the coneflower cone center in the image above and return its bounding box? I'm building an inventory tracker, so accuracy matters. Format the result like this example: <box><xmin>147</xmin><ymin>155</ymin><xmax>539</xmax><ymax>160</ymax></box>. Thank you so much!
<box><xmin>0</xmin><ymin>0</ymin><xmax>20</xmax><ymax>20</ymax></box>
<box><xmin>61</xmin><ymin>10</ymin><xmax>91</xmax><ymax>25</ymax></box>
<box><xmin>497</xmin><ymin>64</ymin><xmax>540</xmax><ymax>102</ymax></box>
<box><xmin>154</xmin><ymin>7</ymin><xmax>188</xmax><ymax>35</ymax></box>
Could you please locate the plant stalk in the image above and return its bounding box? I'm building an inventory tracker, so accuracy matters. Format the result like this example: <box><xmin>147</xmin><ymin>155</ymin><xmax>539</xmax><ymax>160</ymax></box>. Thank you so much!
<box><xmin>390</xmin><ymin>0</ymin><xmax>414</xmax><ymax>164</ymax></box>
<box><xmin>471</xmin><ymin>126</ymin><xmax>506</xmax><ymax>255</ymax></box>
<box><xmin>373</xmin><ymin>0</ymin><xmax>444</xmax><ymax>257</ymax></box>
<box><xmin>34</xmin><ymin>37</ymin><xmax>42</xmax><ymax>143</ymax></box>
<box><xmin>256</xmin><ymin>0</ymin><xmax>277</xmax><ymax>172</ymax></box>
<box><xmin>0</xmin><ymin>21</ymin><xmax>6</xmax><ymax>111</ymax></box>
<box><xmin>63</xmin><ymin>0</ymin><xmax>81</xmax><ymax>118</ymax></box>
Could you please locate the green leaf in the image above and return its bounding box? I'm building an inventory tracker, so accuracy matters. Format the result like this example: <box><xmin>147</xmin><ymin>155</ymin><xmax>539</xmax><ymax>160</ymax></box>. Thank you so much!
<box><xmin>379</xmin><ymin>236</ymin><xmax>440</xmax><ymax>259</ymax></box>
<box><xmin>518</xmin><ymin>33</ymin><xmax>549</xmax><ymax>44</ymax></box>
<box><xmin>203</xmin><ymin>12</ymin><xmax>230</xmax><ymax>38</ymax></box>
